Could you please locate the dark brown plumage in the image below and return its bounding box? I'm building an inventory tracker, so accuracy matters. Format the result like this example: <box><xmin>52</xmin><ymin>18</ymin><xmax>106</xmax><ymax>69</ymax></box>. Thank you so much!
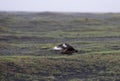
<box><xmin>53</xmin><ymin>43</ymin><xmax>78</xmax><ymax>54</ymax></box>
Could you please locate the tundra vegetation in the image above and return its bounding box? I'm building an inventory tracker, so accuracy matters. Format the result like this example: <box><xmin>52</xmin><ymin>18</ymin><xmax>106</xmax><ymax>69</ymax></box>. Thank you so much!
<box><xmin>0</xmin><ymin>12</ymin><xmax>120</xmax><ymax>81</ymax></box>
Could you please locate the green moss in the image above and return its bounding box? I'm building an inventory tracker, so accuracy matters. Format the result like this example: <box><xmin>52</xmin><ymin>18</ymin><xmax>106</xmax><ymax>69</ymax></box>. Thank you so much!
<box><xmin>0</xmin><ymin>53</ymin><xmax>120</xmax><ymax>80</ymax></box>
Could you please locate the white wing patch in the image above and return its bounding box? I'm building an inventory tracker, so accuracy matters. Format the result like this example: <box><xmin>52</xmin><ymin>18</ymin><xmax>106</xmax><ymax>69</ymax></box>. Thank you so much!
<box><xmin>63</xmin><ymin>43</ymin><xmax>67</xmax><ymax>47</ymax></box>
<box><xmin>53</xmin><ymin>46</ymin><xmax>62</xmax><ymax>50</ymax></box>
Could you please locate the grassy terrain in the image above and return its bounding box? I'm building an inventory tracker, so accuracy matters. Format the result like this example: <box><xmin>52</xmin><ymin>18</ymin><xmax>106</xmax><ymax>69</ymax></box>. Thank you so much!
<box><xmin>0</xmin><ymin>53</ymin><xmax>120</xmax><ymax>81</ymax></box>
<box><xmin>0</xmin><ymin>11</ymin><xmax>120</xmax><ymax>81</ymax></box>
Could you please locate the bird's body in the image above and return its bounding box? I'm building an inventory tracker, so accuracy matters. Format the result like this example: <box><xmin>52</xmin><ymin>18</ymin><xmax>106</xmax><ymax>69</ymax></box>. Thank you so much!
<box><xmin>53</xmin><ymin>43</ymin><xmax>78</xmax><ymax>54</ymax></box>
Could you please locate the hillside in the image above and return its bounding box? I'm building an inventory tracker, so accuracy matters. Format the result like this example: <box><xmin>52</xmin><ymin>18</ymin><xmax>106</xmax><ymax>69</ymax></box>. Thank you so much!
<box><xmin>0</xmin><ymin>12</ymin><xmax>120</xmax><ymax>81</ymax></box>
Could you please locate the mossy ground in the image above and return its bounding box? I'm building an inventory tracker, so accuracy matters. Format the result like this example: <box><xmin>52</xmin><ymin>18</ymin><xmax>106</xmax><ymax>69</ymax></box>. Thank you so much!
<box><xmin>0</xmin><ymin>12</ymin><xmax>120</xmax><ymax>81</ymax></box>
